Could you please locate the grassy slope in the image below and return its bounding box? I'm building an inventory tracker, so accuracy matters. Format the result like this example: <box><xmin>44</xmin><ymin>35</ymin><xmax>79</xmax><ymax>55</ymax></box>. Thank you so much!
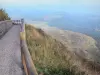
<box><xmin>26</xmin><ymin>25</ymin><xmax>100</xmax><ymax>75</ymax></box>
<box><xmin>26</xmin><ymin>25</ymin><xmax>85</xmax><ymax>75</ymax></box>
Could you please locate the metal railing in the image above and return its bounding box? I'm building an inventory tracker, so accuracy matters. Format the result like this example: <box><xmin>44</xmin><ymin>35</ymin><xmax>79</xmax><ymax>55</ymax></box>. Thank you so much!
<box><xmin>12</xmin><ymin>20</ymin><xmax>22</xmax><ymax>25</ymax></box>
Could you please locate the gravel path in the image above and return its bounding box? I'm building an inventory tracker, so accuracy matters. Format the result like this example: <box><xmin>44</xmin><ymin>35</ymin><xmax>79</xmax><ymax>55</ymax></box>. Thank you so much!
<box><xmin>0</xmin><ymin>25</ymin><xmax>25</xmax><ymax>75</ymax></box>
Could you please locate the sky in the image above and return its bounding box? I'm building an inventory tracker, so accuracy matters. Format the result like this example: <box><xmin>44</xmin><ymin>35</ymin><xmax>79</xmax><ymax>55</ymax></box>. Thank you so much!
<box><xmin>0</xmin><ymin>0</ymin><xmax>100</xmax><ymax>6</ymax></box>
<box><xmin>0</xmin><ymin>0</ymin><xmax>100</xmax><ymax>19</ymax></box>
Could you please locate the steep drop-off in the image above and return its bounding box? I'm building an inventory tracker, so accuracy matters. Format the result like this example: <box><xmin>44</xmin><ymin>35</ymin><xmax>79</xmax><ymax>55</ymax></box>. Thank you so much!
<box><xmin>26</xmin><ymin>25</ymin><xmax>100</xmax><ymax>75</ymax></box>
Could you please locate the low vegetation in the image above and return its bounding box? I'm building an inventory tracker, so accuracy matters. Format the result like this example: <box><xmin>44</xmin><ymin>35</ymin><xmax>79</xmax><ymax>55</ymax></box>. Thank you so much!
<box><xmin>26</xmin><ymin>25</ymin><xmax>86</xmax><ymax>75</ymax></box>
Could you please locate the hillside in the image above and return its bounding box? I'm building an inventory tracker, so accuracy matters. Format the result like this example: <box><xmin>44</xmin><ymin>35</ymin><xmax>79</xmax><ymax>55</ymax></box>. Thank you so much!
<box><xmin>26</xmin><ymin>25</ymin><xmax>100</xmax><ymax>75</ymax></box>
<box><xmin>42</xmin><ymin>27</ymin><xmax>100</xmax><ymax>62</ymax></box>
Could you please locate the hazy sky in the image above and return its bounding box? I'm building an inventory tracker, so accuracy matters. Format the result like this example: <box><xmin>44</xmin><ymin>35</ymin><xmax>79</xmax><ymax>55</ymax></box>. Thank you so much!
<box><xmin>1</xmin><ymin>0</ymin><xmax>100</xmax><ymax>7</ymax></box>
<box><xmin>0</xmin><ymin>0</ymin><xmax>100</xmax><ymax>19</ymax></box>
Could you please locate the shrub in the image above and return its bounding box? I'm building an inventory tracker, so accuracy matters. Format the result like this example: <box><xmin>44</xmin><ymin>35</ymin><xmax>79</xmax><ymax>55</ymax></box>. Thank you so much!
<box><xmin>0</xmin><ymin>9</ymin><xmax>10</xmax><ymax>21</ymax></box>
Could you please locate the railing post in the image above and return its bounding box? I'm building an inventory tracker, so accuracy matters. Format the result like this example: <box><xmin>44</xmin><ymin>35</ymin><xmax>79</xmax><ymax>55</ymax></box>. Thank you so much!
<box><xmin>21</xmin><ymin>19</ymin><xmax>25</xmax><ymax>32</ymax></box>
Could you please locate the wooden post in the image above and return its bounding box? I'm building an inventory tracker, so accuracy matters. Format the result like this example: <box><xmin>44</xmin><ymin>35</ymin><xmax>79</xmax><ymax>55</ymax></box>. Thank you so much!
<box><xmin>20</xmin><ymin>19</ymin><xmax>38</xmax><ymax>75</ymax></box>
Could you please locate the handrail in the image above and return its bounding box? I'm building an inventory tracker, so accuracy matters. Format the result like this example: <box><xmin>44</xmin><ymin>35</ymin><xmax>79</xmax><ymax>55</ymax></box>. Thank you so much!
<box><xmin>20</xmin><ymin>19</ymin><xmax>38</xmax><ymax>75</ymax></box>
<box><xmin>12</xmin><ymin>20</ymin><xmax>22</xmax><ymax>25</ymax></box>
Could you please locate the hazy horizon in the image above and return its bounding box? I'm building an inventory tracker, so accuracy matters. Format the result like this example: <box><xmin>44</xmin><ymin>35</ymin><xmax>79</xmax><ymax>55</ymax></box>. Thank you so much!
<box><xmin>0</xmin><ymin>0</ymin><xmax>100</xmax><ymax>19</ymax></box>
<box><xmin>1</xmin><ymin>0</ymin><xmax>100</xmax><ymax>39</ymax></box>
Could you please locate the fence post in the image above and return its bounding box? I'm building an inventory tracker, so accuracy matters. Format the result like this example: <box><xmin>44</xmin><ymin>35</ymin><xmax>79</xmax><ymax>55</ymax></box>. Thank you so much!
<box><xmin>21</xmin><ymin>19</ymin><xmax>24</xmax><ymax>31</ymax></box>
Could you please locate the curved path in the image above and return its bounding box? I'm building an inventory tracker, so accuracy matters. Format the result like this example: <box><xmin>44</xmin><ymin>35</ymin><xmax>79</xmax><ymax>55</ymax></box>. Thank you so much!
<box><xmin>0</xmin><ymin>25</ymin><xmax>25</xmax><ymax>75</ymax></box>
<box><xmin>0</xmin><ymin>20</ymin><xmax>38</xmax><ymax>75</ymax></box>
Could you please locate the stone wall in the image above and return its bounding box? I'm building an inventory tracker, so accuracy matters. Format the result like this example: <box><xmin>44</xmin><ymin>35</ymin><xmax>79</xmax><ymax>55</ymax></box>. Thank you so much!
<box><xmin>0</xmin><ymin>20</ymin><xmax>13</xmax><ymax>38</ymax></box>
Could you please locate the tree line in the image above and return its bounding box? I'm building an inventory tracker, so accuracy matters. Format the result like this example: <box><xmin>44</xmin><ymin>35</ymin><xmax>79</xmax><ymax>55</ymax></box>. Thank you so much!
<box><xmin>0</xmin><ymin>8</ymin><xmax>10</xmax><ymax>21</ymax></box>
